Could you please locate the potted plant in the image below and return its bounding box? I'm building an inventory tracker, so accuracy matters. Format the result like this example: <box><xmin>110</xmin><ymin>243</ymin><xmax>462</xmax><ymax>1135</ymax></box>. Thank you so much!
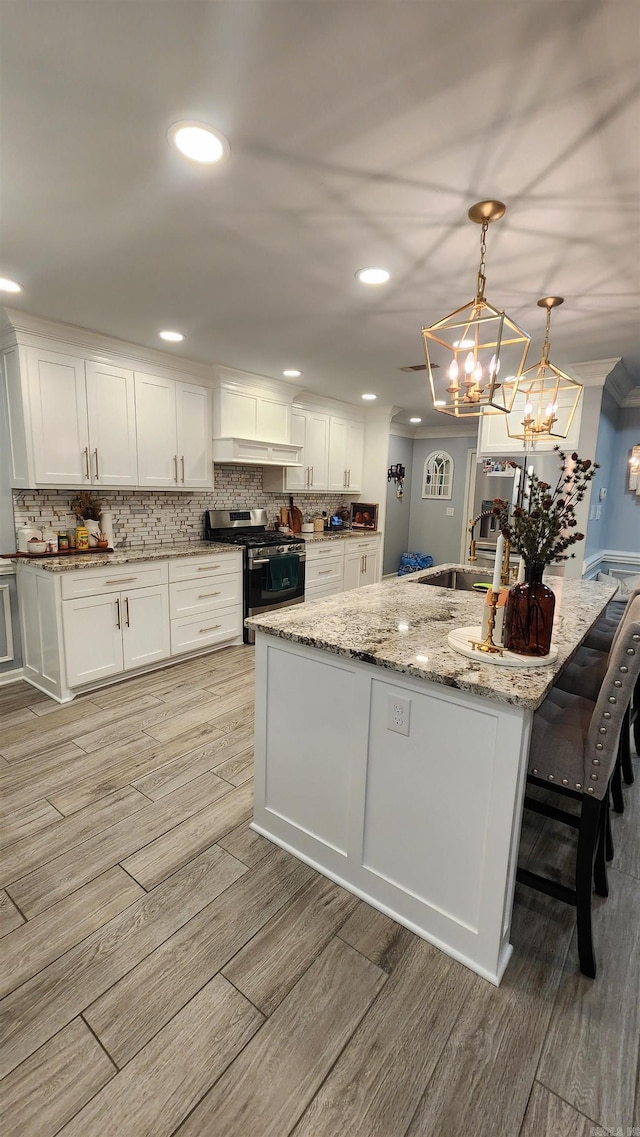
<box><xmin>492</xmin><ymin>448</ymin><xmax>599</xmax><ymax>655</ymax></box>
<box><xmin>70</xmin><ymin>491</ymin><xmax>103</xmax><ymax>547</ymax></box>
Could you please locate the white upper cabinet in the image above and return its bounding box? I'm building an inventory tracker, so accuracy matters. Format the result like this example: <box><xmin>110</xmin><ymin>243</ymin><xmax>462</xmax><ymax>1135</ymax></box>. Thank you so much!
<box><xmin>136</xmin><ymin>372</ymin><xmax>213</xmax><ymax>489</ymax></box>
<box><xmin>28</xmin><ymin>348</ymin><xmax>90</xmax><ymax>485</ymax></box>
<box><xmin>175</xmin><ymin>381</ymin><xmax>212</xmax><ymax>488</ymax></box>
<box><xmin>345</xmin><ymin>419</ymin><xmax>364</xmax><ymax>492</ymax></box>
<box><xmin>328</xmin><ymin>416</ymin><xmax>364</xmax><ymax>492</ymax></box>
<box><xmin>304</xmin><ymin>411</ymin><xmax>330</xmax><ymax>489</ymax></box>
<box><xmin>135</xmin><ymin>373</ymin><xmax>178</xmax><ymax>487</ymax></box>
<box><xmin>477</xmin><ymin>398</ymin><xmax>583</xmax><ymax>456</ymax></box>
<box><xmin>264</xmin><ymin>405</ymin><xmax>364</xmax><ymax>493</ymax></box>
<box><xmin>85</xmin><ymin>361</ymin><xmax>138</xmax><ymax>485</ymax></box>
<box><xmin>214</xmin><ymin>376</ymin><xmax>291</xmax><ymax>444</ymax></box>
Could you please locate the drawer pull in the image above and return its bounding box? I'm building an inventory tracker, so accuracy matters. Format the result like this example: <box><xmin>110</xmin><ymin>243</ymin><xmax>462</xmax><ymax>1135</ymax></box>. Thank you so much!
<box><xmin>197</xmin><ymin>565</ymin><xmax>220</xmax><ymax>571</ymax></box>
<box><xmin>199</xmin><ymin>624</ymin><xmax>221</xmax><ymax>633</ymax></box>
<box><xmin>125</xmin><ymin>596</ymin><xmax>130</xmax><ymax>627</ymax></box>
<box><xmin>181</xmin><ymin>455</ymin><xmax>185</xmax><ymax>483</ymax></box>
<box><xmin>106</xmin><ymin>576</ymin><xmax>138</xmax><ymax>585</ymax></box>
<box><xmin>198</xmin><ymin>591</ymin><xmax>221</xmax><ymax>598</ymax></box>
<box><xmin>115</xmin><ymin>598</ymin><xmax>121</xmax><ymax>629</ymax></box>
<box><xmin>83</xmin><ymin>447</ymin><xmax>90</xmax><ymax>479</ymax></box>
<box><xmin>174</xmin><ymin>454</ymin><xmax>178</xmax><ymax>482</ymax></box>
<box><xmin>318</xmin><ymin>569</ymin><xmax>332</xmax><ymax>576</ymax></box>
<box><xmin>94</xmin><ymin>448</ymin><xmax>100</xmax><ymax>480</ymax></box>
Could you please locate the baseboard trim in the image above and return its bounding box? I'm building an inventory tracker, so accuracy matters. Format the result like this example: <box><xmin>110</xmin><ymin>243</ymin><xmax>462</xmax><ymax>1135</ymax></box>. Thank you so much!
<box><xmin>0</xmin><ymin>667</ymin><xmax>25</xmax><ymax>687</ymax></box>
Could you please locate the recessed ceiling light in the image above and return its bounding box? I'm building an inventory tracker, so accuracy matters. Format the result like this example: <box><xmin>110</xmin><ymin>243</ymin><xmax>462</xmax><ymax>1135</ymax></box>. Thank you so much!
<box><xmin>434</xmin><ymin>399</ymin><xmax>447</xmax><ymax>407</ymax></box>
<box><xmin>159</xmin><ymin>330</ymin><xmax>185</xmax><ymax>343</ymax></box>
<box><xmin>283</xmin><ymin>369</ymin><xmax>302</xmax><ymax>378</ymax></box>
<box><xmin>361</xmin><ymin>393</ymin><xmax>377</xmax><ymax>401</ymax></box>
<box><xmin>356</xmin><ymin>268</ymin><xmax>390</xmax><ymax>285</ymax></box>
<box><xmin>168</xmin><ymin>121</ymin><xmax>230</xmax><ymax>164</ymax></box>
<box><xmin>409</xmin><ymin>417</ymin><xmax>422</xmax><ymax>424</ymax></box>
<box><xmin>0</xmin><ymin>277</ymin><xmax>22</xmax><ymax>293</ymax></box>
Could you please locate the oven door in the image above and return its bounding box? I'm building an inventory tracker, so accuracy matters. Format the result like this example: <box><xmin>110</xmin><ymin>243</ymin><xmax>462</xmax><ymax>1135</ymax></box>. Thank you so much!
<box><xmin>245</xmin><ymin>552</ymin><xmax>305</xmax><ymax>640</ymax></box>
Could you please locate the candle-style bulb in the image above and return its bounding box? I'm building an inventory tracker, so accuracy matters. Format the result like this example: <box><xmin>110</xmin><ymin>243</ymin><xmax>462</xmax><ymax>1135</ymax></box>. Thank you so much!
<box><xmin>473</xmin><ymin>361</ymin><xmax>483</xmax><ymax>383</ymax></box>
<box><xmin>448</xmin><ymin>359</ymin><xmax>459</xmax><ymax>383</ymax></box>
<box><xmin>464</xmin><ymin>352</ymin><xmax>475</xmax><ymax>374</ymax></box>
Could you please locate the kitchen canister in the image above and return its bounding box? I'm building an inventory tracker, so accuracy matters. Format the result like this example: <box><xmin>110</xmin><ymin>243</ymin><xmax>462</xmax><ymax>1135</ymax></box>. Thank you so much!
<box><xmin>17</xmin><ymin>526</ymin><xmax>42</xmax><ymax>553</ymax></box>
<box><xmin>75</xmin><ymin>526</ymin><xmax>90</xmax><ymax>551</ymax></box>
<box><xmin>99</xmin><ymin>510</ymin><xmax>114</xmax><ymax>549</ymax></box>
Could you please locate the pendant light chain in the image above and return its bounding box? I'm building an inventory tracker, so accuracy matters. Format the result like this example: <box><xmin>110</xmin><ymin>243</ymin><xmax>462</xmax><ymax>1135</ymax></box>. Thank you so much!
<box><xmin>475</xmin><ymin>220</ymin><xmax>489</xmax><ymax>302</ymax></box>
<box><xmin>541</xmin><ymin>306</ymin><xmax>552</xmax><ymax>364</ymax></box>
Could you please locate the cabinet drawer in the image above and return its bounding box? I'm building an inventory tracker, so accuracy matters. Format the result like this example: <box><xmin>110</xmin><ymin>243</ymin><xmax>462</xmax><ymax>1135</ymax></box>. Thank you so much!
<box><xmin>347</xmin><ymin>537</ymin><xmax>380</xmax><ymax>553</ymax></box>
<box><xmin>169</xmin><ymin>573</ymin><xmax>241</xmax><ymax>618</ymax></box>
<box><xmin>60</xmin><ymin>561</ymin><xmax>169</xmax><ymax>600</ymax></box>
<box><xmin>168</xmin><ymin>551</ymin><xmax>242</xmax><ymax>583</ymax></box>
<box><xmin>305</xmin><ymin>579</ymin><xmax>344</xmax><ymax>602</ymax></box>
<box><xmin>305</xmin><ymin>541</ymin><xmax>344</xmax><ymax>560</ymax></box>
<box><xmin>170</xmin><ymin>604</ymin><xmax>243</xmax><ymax>655</ymax></box>
<box><xmin>305</xmin><ymin>556</ymin><xmax>343</xmax><ymax>587</ymax></box>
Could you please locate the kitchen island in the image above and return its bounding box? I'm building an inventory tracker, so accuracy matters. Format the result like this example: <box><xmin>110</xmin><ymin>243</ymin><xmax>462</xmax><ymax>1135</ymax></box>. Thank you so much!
<box><xmin>246</xmin><ymin>565</ymin><xmax>616</xmax><ymax>984</ymax></box>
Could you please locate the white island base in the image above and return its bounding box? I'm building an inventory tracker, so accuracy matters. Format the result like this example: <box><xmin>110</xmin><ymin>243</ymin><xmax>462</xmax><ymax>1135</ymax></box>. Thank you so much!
<box><xmin>252</xmin><ymin>632</ymin><xmax>533</xmax><ymax>986</ymax></box>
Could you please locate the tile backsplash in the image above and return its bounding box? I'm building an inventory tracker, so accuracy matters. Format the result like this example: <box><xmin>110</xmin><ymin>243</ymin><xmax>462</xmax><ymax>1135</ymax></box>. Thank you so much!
<box><xmin>12</xmin><ymin>466</ymin><xmax>352</xmax><ymax>548</ymax></box>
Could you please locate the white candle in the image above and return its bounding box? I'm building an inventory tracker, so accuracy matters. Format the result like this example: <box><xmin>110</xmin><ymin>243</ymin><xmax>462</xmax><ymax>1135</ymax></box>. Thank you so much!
<box><xmin>492</xmin><ymin>534</ymin><xmax>504</xmax><ymax>593</ymax></box>
<box><xmin>517</xmin><ymin>558</ymin><xmax>525</xmax><ymax>584</ymax></box>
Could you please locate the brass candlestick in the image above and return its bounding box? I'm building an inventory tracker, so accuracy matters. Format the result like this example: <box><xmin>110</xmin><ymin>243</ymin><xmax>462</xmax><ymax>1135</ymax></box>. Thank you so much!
<box><xmin>469</xmin><ymin>588</ymin><xmax>504</xmax><ymax>656</ymax></box>
<box><xmin>501</xmin><ymin>538</ymin><xmax>511</xmax><ymax>585</ymax></box>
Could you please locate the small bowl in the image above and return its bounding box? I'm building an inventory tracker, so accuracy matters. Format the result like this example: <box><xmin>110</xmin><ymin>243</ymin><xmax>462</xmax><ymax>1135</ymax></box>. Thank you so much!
<box><xmin>27</xmin><ymin>541</ymin><xmax>47</xmax><ymax>555</ymax></box>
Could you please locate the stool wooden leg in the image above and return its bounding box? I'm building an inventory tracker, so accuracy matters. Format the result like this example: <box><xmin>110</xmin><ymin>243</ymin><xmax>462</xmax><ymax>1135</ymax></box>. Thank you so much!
<box><xmin>621</xmin><ymin>706</ymin><xmax>634</xmax><ymax>785</ymax></box>
<box><xmin>576</xmin><ymin>795</ymin><xmax>600</xmax><ymax>979</ymax></box>
<box><xmin>611</xmin><ymin>749</ymin><xmax>624</xmax><ymax>814</ymax></box>
<box><xmin>594</xmin><ymin>799</ymin><xmax>609</xmax><ymax>898</ymax></box>
<box><xmin>605</xmin><ymin>794</ymin><xmax>614</xmax><ymax>862</ymax></box>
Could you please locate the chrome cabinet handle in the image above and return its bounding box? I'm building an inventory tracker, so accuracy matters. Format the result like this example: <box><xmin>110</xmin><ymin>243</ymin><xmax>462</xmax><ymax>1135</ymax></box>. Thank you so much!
<box><xmin>198</xmin><ymin>591</ymin><xmax>221</xmax><ymax>598</ymax></box>
<box><xmin>174</xmin><ymin>455</ymin><xmax>178</xmax><ymax>482</ymax></box>
<box><xmin>199</xmin><ymin>624</ymin><xmax>221</xmax><ymax>633</ymax></box>
<box><xmin>106</xmin><ymin>576</ymin><xmax>137</xmax><ymax>584</ymax></box>
<box><xmin>94</xmin><ymin>448</ymin><xmax>99</xmax><ymax>480</ymax></box>
<box><xmin>115</xmin><ymin>598</ymin><xmax>121</xmax><ymax>629</ymax></box>
<box><xmin>181</xmin><ymin>455</ymin><xmax>185</xmax><ymax>483</ymax></box>
<box><xmin>125</xmin><ymin>596</ymin><xmax>130</xmax><ymax>627</ymax></box>
<box><xmin>83</xmin><ymin>447</ymin><xmax>90</xmax><ymax>479</ymax></box>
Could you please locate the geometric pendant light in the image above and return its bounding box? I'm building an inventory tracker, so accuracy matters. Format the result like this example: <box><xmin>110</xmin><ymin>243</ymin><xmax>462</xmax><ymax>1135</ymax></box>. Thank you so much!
<box><xmin>502</xmin><ymin>296</ymin><xmax>583</xmax><ymax>445</ymax></box>
<box><xmin>421</xmin><ymin>201</ymin><xmax>530</xmax><ymax>418</ymax></box>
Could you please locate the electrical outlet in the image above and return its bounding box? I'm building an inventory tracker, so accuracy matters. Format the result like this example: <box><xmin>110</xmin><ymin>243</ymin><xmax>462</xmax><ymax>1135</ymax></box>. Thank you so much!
<box><xmin>387</xmin><ymin>694</ymin><xmax>411</xmax><ymax>736</ymax></box>
<box><xmin>589</xmin><ymin>504</ymin><xmax>596</xmax><ymax>521</ymax></box>
<box><xmin>595</xmin><ymin>504</ymin><xmax>602</xmax><ymax>520</ymax></box>
<box><xmin>446</xmin><ymin>507</ymin><xmax>455</xmax><ymax>516</ymax></box>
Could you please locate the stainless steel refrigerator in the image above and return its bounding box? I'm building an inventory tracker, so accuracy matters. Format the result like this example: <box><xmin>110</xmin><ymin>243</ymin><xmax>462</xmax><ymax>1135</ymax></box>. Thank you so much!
<box><xmin>470</xmin><ymin>453</ymin><xmax>560</xmax><ymax>559</ymax></box>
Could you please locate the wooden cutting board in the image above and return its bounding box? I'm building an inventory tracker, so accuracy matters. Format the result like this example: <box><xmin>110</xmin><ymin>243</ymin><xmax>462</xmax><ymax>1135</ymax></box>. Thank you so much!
<box><xmin>288</xmin><ymin>496</ymin><xmax>303</xmax><ymax>534</ymax></box>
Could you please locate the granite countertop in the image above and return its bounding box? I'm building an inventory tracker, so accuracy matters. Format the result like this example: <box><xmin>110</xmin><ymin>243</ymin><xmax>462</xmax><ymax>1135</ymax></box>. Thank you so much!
<box><xmin>246</xmin><ymin>563</ymin><xmax>618</xmax><ymax>710</ymax></box>
<box><xmin>299</xmin><ymin>530</ymin><xmax>382</xmax><ymax>543</ymax></box>
<box><xmin>13</xmin><ymin>541</ymin><xmax>236</xmax><ymax>572</ymax></box>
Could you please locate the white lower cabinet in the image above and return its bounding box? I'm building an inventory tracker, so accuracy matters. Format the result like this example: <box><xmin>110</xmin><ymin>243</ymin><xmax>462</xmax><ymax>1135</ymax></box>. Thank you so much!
<box><xmin>62</xmin><ymin>593</ymin><xmax>125</xmax><ymax>687</ymax></box>
<box><xmin>63</xmin><ymin>584</ymin><xmax>170</xmax><ymax>686</ymax></box>
<box><xmin>304</xmin><ymin>535</ymin><xmax>381</xmax><ymax>600</ymax></box>
<box><xmin>343</xmin><ymin>539</ymin><xmax>380</xmax><ymax>592</ymax></box>
<box><xmin>20</xmin><ymin>552</ymin><xmax>243</xmax><ymax>701</ymax></box>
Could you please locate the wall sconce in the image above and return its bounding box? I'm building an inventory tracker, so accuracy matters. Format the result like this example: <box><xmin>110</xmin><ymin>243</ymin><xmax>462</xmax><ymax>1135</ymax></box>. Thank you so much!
<box><xmin>388</xmin><ymin>463</ymin><xmax>406</xmax><ymax>498</ymax></box>
<box><xmin>629</xmin><ymin>445</ymin><xmax>640</xmax><ymax>495</ymax></box>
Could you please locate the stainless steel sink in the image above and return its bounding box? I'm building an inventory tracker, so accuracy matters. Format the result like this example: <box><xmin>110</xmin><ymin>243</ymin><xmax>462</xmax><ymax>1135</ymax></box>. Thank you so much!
<box><xmin>413</xmin><ymin>569</ymin><xmax>490</xmax><ymax>591</ymax></box>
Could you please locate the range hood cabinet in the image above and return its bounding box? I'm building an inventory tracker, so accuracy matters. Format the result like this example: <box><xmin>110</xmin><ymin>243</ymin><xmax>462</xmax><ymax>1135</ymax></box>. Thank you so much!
<box><xmin>211</xmin><ymin>437</ymin><xmax>303</xmax><ymax>467</ymax></box>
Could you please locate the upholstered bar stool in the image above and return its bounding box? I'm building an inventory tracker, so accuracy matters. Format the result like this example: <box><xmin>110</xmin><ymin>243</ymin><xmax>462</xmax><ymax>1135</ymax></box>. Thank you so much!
<box><xmin>517</xmin><ymin>596</ymin><xmax>640</xmax><ymax>977</ymax></box>
<box><xmin>557</xmin><ymin>587</ymin><xmax>640</xmax><ymax>803</ymax></box>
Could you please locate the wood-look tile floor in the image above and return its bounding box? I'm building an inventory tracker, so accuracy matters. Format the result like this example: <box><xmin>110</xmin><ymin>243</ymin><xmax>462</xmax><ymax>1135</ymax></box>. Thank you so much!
<box><xmin>0</xmin><ymin>646</ymin><xmax>638</xmax><ymax>1136</ymax></box>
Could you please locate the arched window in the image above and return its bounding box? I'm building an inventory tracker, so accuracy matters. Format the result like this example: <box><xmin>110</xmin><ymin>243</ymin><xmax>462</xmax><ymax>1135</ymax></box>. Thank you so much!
<box><xmin>422</xmin><ymin>451</ymin><xmax>454</xmax><ymax>499</ymax></box>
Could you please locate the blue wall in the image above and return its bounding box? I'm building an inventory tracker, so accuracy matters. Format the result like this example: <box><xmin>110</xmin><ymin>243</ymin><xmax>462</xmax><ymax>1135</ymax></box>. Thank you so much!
<box><xmin>408</xmin><ymin>434</ymin><xmax>477</xmax><ymax>565</ymax></box>
<box><xmin>603</xmin><ymin>405</ymin><xmax>640</xmax><ymax>554</ymax></box>
<box><xmin>383</xmin><ymin>434</ymin><xmax>414</xmax><ymax>575</ymax></box>
<box><xmin>585</xmin><ymin>388</ymin><xmax>618</xmax><ymax>557</ymax></box>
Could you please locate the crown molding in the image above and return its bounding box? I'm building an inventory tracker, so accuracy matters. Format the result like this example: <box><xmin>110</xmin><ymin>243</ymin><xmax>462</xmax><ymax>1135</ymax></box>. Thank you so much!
<box><xmin>389</xmin><ymin>423</ymin><xmax>416</xmax><ymax>439</ymax></box>
<box><xmin>414</xmin><ymin>425</ymin><xmax>478</xmax><ymax>439</ymax></box>
<box><xmin>569</xmin><ymin>357</ymin><xmax>621</xmax><ymax>388</ymax></box>
<box><xmin>0</xmin><ymin>307</ymin><xmax>214</xmax><ymax>381</ymax></box>
<box><xmin>621</xmin><ymin>387</ymin><xmax>640</xmax><ymax>408</ymax></box>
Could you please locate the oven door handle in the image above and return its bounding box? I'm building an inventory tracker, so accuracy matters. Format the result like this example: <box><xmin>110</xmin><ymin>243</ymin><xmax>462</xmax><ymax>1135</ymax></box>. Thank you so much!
<box><xmin>251</xmin><ymin>554</ymin><xmax>306</xmax><ymax>567</ymax></box>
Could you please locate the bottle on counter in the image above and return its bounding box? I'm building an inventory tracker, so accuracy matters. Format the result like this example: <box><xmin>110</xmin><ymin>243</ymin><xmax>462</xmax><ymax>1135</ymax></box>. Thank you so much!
<box><xmin>75</xmin><ymin>526</ymin><xmax>90</xmax><ymax>551</ymax></box>
<box><xmin>42</xmin><ymin>527</ymin><xmax>58</xmax><ymax>554</ymax></box>
<box><xmin>57</xmin><ymin>531</ymin><xmax>70</xmax><ymax>553</ymax></box>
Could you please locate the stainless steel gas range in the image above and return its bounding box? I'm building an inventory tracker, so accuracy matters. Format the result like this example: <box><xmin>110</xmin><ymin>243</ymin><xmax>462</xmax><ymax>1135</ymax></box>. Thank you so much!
<box><xmin>204</xmin><ymin>509</ymin><xmax>306</xmax><ymax>643</ymax></box>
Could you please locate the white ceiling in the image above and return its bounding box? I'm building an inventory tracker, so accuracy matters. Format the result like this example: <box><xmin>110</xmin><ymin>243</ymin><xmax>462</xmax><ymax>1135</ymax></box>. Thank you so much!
<box><xmin>1</xmin><ymin>1</ymin><xmax>639</xmax><ymax>426</ymax></box>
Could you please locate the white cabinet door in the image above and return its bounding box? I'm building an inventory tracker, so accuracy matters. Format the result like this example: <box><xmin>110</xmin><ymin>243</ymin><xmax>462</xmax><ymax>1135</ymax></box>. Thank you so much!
<box><xmin>135</xmin><ymin>372</ymin><xmax>178</xmax><ymax>488</ymax></box>
<box><xmin>122</xmin><ymin>584</ymin><xmax>171</xmax><ymax>671</ymax></box>
<box><xmin>28</xmin><ymin>348</ymin><xmax>90</xmax><ymax>485</ymax></box>
<box><xmin>306</xmin><ymin>411</ymin><xmax>330</xmax><ymax>489</ymax></box>
<box><xmin>360</xmin><ymin>548</ymin><xmax>379</xmax><ymax>587</ymax></box>
<box><xmin>284</xmin><ymin>410</ymin><xmax>307</xmax><ymax>491</ymax></box>
<box><xmin>345</xmin><ymin>420</ymin><xmax>364</xmax><ymax>492</ymax></box>
<box><xmin>343</xmin><ymin>549</ymin><xmax>362</xmax><ymax>592</ymax></box>
<box><xmin>176</xmin><ymin>381</ymin><xmax>212</xmax><ymax>488</ymax></box>
<box><xmin>62</xmin><ymin>593</ymin><xmax>124</xmax><ymax>687</ymax></box>
<box><xmin>328</xmin><ymin>417</ymin><xmax>349</xmax><ymax>491</ymax></box>
<box><xmin>256</xmin><ymin>396</ymin><xmax>289</xmax><ymax>443</ymax></box>
<box><xmin>85</xmin><ymin>361</ymin><xmax>138</xmax><ymax>486</ymax></box>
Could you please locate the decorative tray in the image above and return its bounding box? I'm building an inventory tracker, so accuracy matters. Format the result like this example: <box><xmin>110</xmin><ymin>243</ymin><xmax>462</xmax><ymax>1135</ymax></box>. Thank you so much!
<box><xmin>447</xmin><ymin>626</ymin><xmax>558</xmax><ymax>669</ymax></box>
<box><xmin>2</xmin><ymin>548</ymin><xmax>114</xmax><ymax>559</ymax></box>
